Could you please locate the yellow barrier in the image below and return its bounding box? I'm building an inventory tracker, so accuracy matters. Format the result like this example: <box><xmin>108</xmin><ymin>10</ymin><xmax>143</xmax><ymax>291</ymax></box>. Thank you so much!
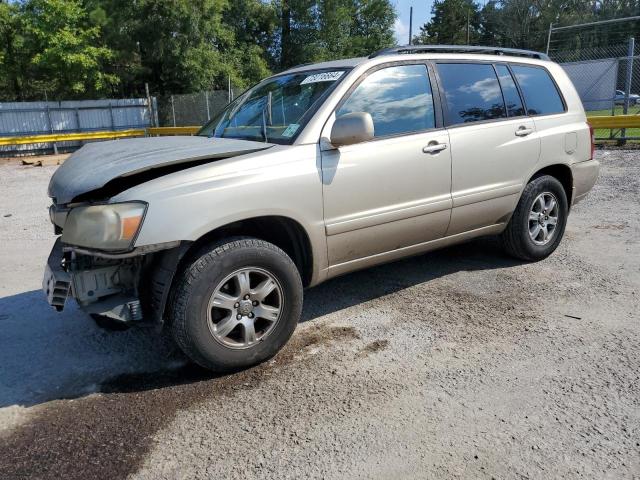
<box><xmin>587</xmin><ymin>114</ymin><xmax>640</xmax><ymax>129</ymax></box>
<box><xmin>148</xmin><ymin>126</ymin><xmax>199</xmax><ymax>136</ymax></box>
<box><xmin>0</xmin><ymin>129</ymin><xmax>146</xmax><ymax>146</ymax></box>
<box><xmin>1</xmin><ymin>117</ymin><xmax>637</xmax><ymax>147</ymax></box>
<box><xmin>0</xmin><ymin>126</ymin><xmax>201</xmax><ymax>147</ymax></box>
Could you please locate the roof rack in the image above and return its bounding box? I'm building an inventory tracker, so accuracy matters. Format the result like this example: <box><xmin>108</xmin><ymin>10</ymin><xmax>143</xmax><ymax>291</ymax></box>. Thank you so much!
<box><xmin>368</xmin><ymin>45</ymin><xmax>550</xmax><ymax>61</ymax></box>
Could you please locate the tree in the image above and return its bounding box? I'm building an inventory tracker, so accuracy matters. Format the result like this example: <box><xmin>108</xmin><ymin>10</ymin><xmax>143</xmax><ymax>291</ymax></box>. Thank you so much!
<box><xmin>223</xmin><ymin>0</ymin><xmax>279</xmax><ymax>73</ymax></box>
<box><xmin>414</xmin><ymin>0</ymin><xmax>481</xmax><ymax>45</ymax></box>
<box><xmin>349</xmin><ymin>0</ymin><xmax>397</xmax><ymax>55</ymax></box>
<box><xmin>21</xmin><ymin>0</ymin><xmax>118</xmax><ymax>98</ymax></box>
<box><xmin>278</xmin><ymin>0</ymin><xmax>396</xmax><ymax>68</ymax></box>
<box><xmin>0</xmin><ymin>1</ymin><xmax>28</xmax><ymax>99</ymax></box>
<box><xmin>0</xmin><ymin>0</ymin><xmax>399</xmax><ymax>101</ymax></box>
<box><xmin>277</xmin><ymin>0</ymin><xmax>322</xmax><ymax>69</ymax></box>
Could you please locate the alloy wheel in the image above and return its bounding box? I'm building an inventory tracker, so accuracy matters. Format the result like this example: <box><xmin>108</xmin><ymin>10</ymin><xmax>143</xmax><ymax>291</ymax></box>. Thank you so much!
<box><xmin>207</xmin><ymin>267</ymin><xmax>284</xmax><ymax>349</ymax></box>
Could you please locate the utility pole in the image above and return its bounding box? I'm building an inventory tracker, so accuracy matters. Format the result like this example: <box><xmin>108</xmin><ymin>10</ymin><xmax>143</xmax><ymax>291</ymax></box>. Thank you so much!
<box><xmin>409</xmin><ymin>7</ymin><xmax>413</xmax><ymax>46</ymax></box>
<box><xmin>466</xmin><ymin>11</ymin><xmax>471</xmax><ymax>45</ymax></box>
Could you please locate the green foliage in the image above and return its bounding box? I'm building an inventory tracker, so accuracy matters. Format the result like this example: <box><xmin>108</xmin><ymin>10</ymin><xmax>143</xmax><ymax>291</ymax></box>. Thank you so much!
<box><xmin>0</xmin><ymin>1</ymin><xmax>26</xmax><ymax>98</ymax></box>
<box><xmin>414</xmin><ymin>0</ymin><xmax>640</xmax><ymax>52</ymax></box>
<box><xmin>22</xmin><ymin>0</ymin><xmax>118</xmax><ymax>98</ymax></box>
<box><xmin>0</xmin><ymin>0</ymin><xmax>397</xmax><ymax>101</ymax></box>
<box><xmin>279</xmin><ymin>0</ymin><xmax>396</xmax><ymax>68</ymax></box>
<box><xmin>414</xmin><ymin>0</ymin><xmax>480</xmax><ymax>45</ymax></box>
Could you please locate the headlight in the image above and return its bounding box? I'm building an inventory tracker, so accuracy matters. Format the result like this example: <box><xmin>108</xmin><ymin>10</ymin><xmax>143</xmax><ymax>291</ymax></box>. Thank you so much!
<box><xmin>62</xmin><ymin>202</ymin><xmax>147</xmax><ymax>251</ymax></box>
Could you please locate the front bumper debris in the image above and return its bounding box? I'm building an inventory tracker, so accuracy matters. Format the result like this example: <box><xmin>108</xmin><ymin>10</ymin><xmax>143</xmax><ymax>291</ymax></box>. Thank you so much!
<box><xmin>42</xmin><ymin>239</ymin><xmax>71</xmax><ymax>311</ymax></box>
<box><xmin>43</xmin><ymin>238</ymin><xmax>143</xmax><ymax>323</ymax></box>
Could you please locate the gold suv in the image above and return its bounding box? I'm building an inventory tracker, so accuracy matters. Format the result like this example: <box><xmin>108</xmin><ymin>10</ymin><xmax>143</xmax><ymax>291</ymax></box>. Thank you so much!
<box><xmin>44</xmin><ymin>46</ymin><xmax>599</xmax><ymax>371</ymax></box>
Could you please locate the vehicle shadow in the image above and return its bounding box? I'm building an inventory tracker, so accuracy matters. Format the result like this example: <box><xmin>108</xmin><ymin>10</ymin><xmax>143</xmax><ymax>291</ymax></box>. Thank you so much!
<box><xmin>301</xmin><ymin>236</ymin><xmax>520</xmax><ymax>322</ymax></box>
<box><xmin>0</xmin><ymin>236</ymin><xmax>521</xmax><ymax>408</ymax></box>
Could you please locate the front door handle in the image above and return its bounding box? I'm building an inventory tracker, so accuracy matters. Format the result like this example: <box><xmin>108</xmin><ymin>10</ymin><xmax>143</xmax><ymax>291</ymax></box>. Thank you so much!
<box><xmin>422</xmin><ymin>142</ymin><xmax>448</xmax><ymax>154</ymax></box>
<box><xmin>515</xmin><ymin>126</ymin><xmax>534</xmax><ymax>137</ymax></box>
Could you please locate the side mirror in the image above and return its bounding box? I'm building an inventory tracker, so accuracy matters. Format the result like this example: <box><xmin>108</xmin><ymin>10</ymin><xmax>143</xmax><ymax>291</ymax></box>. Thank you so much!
<box><xmin>330</xmin><ymin>112</ymin><xmax>374</xmax><ymax>147</ymax></box>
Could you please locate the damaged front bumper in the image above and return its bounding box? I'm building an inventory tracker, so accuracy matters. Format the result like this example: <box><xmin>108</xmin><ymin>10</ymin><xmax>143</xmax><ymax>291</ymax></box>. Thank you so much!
<box><xmin>43</xmin><ymin>237</ymin><xmax>188</xmax><ymax>325</ymax></box>
<box><xmin>43</xmin><ymin>238</ymin><xmax>144</xmax><ymax>323</ymax></box>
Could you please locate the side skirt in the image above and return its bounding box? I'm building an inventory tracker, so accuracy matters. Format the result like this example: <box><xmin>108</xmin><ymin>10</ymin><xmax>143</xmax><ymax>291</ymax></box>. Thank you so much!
<box><xmin>326</xmin><ymin>224</ymin><xmax>505</xmax><ymax>279</ymax></box>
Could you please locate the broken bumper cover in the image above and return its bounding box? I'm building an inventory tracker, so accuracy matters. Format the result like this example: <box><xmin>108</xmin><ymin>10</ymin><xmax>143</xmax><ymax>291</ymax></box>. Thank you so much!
<box><xmin>42</xmin><ymin>238</ymin><xmax>143</xmax><ymax>322</ymax></box>
<box><xmin>42</xmin><ymin>239</ymin><xmax>71</xmax><ymax>311</ymax></box>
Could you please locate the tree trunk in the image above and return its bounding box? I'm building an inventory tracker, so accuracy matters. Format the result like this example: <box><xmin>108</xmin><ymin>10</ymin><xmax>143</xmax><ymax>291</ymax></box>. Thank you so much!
<box><xmin>280</xmin><ymin>0</ymin><xmax>291</xmax><ymax>69</ymax></box>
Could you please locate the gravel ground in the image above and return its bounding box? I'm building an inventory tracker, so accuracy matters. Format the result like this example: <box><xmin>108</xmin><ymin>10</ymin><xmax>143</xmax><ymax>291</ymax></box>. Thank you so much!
<box><xmin>0</xmin><ymin>150</ymin><xmax>638</xmax><ymax>479</ymax></box>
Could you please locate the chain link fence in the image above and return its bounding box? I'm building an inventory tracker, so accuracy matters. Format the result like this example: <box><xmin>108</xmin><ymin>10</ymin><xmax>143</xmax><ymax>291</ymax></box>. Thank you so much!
<box><xmin>555</xmin><ymin>49</ymin><xmax>640</xmax><ymax>141</ymax></box>
<box><xmin>155</xmin><ymin>89</ymin><xmax>241</xmax><ymax>128</ymax></box>
<box><xmin>548</xmin><ymin>17</ymin><xmax>640</xmax><ymax>141</ymax></box>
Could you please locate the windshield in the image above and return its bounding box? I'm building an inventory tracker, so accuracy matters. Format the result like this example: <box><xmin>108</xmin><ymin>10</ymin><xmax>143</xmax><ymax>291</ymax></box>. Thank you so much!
<box><xmin>198</xmin><ymin>69</ymin><xmax>348</xmax><ymax>144</ymax></box>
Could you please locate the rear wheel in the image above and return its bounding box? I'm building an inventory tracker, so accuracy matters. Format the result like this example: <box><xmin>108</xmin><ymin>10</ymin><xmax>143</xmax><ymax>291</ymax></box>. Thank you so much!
<box><xmin>501</xmin><ymin>175</ymin><xmax>569</xmax><ymax>261</ymax></box>
<box><xmin>169</xmin><ymin>238</ymin><xmax>303</xmax><ymax>372</ymax></box>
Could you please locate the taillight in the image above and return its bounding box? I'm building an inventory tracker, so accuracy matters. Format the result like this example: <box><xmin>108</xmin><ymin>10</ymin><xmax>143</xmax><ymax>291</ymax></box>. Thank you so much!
<box><xmin>589</xmin><ymin>123</ymin><xmax>595</xmax><ymax>160</ymax></box>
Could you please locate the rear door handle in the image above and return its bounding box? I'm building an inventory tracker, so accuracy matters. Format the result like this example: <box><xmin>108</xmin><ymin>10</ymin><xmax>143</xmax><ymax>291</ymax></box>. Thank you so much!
<box><xmin>422</xmin><ymin>142</ymin><xmax>448</xmax><ymax>154</ymax></box>
<box><xmin>515</xmin><ymin>127</ymin><xmax>534</xmax><ymax>137</ymax></box>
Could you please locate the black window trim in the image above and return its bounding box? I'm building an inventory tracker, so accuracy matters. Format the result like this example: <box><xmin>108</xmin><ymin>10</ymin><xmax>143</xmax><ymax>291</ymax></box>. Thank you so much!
<box><xmin>493</xmin><ymin>63</ymin><xmax>527</xmax><ymax>119</ymax></box>
<box><xmin>492</xmin><ymin>64</ymin><xmax>510</xmax><ymax>119</ymax></box>
<box><xmin>432</xmin><ymin>59</ymin><xmax>568</xmax><ymax>129</ymax></box>
<box><xmin>330</xmin><ymin>60</ymin><xmax>445</xmax><ymax>144</ymax></box>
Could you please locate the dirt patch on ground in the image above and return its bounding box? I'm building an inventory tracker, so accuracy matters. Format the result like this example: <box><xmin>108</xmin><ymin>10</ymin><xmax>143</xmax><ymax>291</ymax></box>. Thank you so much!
<box><xmin>1</xmin><ymin>150</ymin><xmax>639</xmax><ymax>479</ymax></box>
<box><xmin>0</xmin><ymin>323</ymin><xmax>360</xmax><ymax>480</ymax></box>
<box><xmin>356</xmin><ymin>339</ymin><xmax>389</xmax><ymax>357</ymax></box>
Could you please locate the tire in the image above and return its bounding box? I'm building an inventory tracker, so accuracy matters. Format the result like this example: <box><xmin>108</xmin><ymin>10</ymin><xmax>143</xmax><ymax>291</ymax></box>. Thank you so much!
<box><xmin>501</xmin><ymin>175</ymin><xmax>569</xmax><ymax>261</ymax></box>
<box><xmin>169</xmin><ymin>237</ymin><xmax>303</xmax><ymax>372</ymax></box>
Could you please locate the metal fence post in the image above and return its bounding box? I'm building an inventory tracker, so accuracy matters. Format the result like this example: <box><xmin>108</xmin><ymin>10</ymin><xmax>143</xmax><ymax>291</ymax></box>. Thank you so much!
<box><xmin>145</xmin><ymin>83</ymin><xmax>155</xmax><ymax>128</ymax></box>
<box><xmin>45</xmin><ymin>103</ymin><xmax>58</xmax><ymax>155</ymax></box>
<box><xmin>152</xmin><ymin>97</ymin><xmax>159</xmax><ymax>127</ymax></box>
<box><xmin>622</xmin><ymin>37</ymin><xmax>635</xmax><ymax>142</ymax></box>
<box><xmin>171</xmin><ymin>95</ymin><xmax>176</xmax><ymax>127</ymax></box>
<box><xmin>109</xmin><ymin>102</ymin><xmax>115</xmax><ymax>131</ymax></box>
<box><xmin>546</xmin><ymin>23</ymin><xmax>553</xmax><ymax>55</ymax></box>
<box><xmin>205</xmin><ymin>91</ymin><xmax>210</xmax><ymax>120</ymax></box>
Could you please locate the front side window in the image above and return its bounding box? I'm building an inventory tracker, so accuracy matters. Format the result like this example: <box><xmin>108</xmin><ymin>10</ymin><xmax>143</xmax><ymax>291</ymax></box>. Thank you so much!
<box><xmin>437</xmin><ymin>63</ymin><xmax>506</xmax><ymax>125</ymax></box>
<box><xmin>511</xmin><ymin>65</ymin><xmax>565</xmax><ymax>116</ymax></box>
<box><xmin>495</xmin><ymin>65</ymin><xmax>525</xmax><ymax>117</ymax></box>
<box><xmin>198</xmin><ymin>69</ymin><xmax>347</xmax><ymax>144</ymax></box>
<box><xmin>336</xmin><ymin>64</ymin><xmax>435</xmax><ymax>137</ymax></box>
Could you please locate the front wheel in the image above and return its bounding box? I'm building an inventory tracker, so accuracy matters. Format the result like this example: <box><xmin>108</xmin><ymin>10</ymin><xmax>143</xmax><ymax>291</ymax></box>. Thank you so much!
<box><xmin>169</xmin><ymin>238</ymin><xmax>303</xmax><ymax>372</ymax></box>
<box><xmin>501</xmin><ymin>175</ymin><xmax>569</xmax><ymax>261</ymax></box>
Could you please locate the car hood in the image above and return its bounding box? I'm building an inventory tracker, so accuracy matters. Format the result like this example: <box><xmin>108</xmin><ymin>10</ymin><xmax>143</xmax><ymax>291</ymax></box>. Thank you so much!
<box><xmin>48</xmin><ymin>136</ymin><xmax>274</xmax><ymax>204</ymax></box>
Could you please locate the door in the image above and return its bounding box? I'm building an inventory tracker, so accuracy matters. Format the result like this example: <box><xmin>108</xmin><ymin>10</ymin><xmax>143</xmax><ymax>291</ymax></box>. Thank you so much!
<box><xmin>435</xmin><ymin>62</ymin><xmax>541</xmax><ymax>235</ymax></box>
<box><xmin>320</xmin><ymin>63</ymin><xmax>452</xmax><ymax>268</ymax></box>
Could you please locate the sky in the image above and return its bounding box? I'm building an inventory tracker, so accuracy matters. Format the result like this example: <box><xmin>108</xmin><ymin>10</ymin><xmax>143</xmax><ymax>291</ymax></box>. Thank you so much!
<box><xmin>393</xmin><ymin>0</ymin><xmax>434</xmax><ymax>45</ymax></box>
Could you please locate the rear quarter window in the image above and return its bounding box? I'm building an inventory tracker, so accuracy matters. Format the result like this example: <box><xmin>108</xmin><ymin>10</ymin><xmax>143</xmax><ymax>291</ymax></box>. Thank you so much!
<box><xmin>511</xmin><ymin>65</ymin><xmax>565</xmax><ymax>116</ymax></box>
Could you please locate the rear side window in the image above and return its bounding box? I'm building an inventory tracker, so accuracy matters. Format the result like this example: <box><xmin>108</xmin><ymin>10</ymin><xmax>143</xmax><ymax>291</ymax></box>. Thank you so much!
<box><xmin>495</xmin><ymin>65</ymin><xmax>525</xmax><ymax>117</ymax></box>
<box><xmin>437</xmin><ymin>63</ymin><xmax>506</xmax><ymax>125</ymax></box>
<box><xmin>337</xmin><ymin>64</ymin><xmax>435</xmax><ymax>137</ymax></box>
<box><xmin>511</xmin><ymin>65</ymin><xmax>565</xmax><ymax>115</ymax></box>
